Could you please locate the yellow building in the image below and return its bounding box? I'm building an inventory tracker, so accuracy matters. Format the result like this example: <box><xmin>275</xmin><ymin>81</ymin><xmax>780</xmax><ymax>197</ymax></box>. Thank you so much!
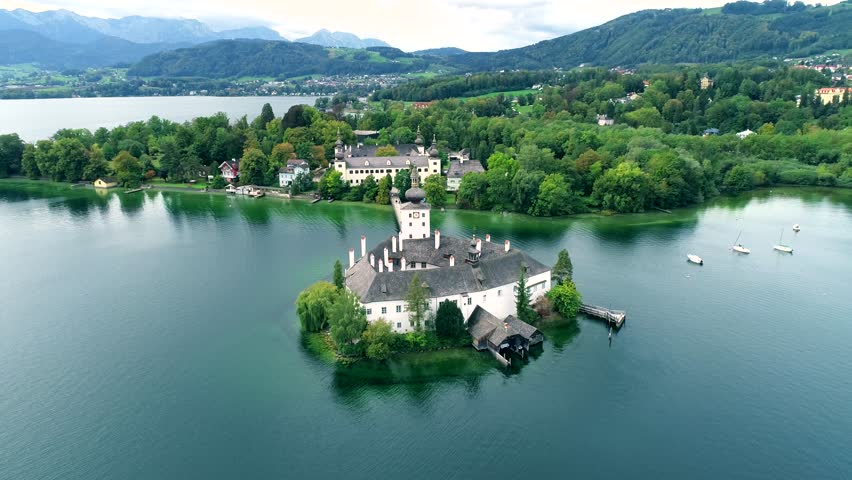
<box><xmin>815</xmin><ymin>87</ymin><xmax>852</xmax><ymax>105</ymax></box>
<box><xmin>93</xmin><ymin>177</ymin><xmax>119</xmax><ymax>189</ymax></box>
<box><xmin>700</xmin><ymin>75</ymin><xmax>714</xmax><ymax>90</ymax></box>
<box><xmin>332</xmin><ymin>128</ymin><xmax>441</xmax><ymax>186</ymax></box>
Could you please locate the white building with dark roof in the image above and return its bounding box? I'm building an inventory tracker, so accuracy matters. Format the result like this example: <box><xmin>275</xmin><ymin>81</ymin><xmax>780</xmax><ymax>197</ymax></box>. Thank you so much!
<box><xmin>446</xmin><ymin>150</ymin><xmax>483</xmax><ymax>192</ymax></box>
<box><xmin>344</xmin><ymin>168</ymin><xmax>552</xmax><ymax>334</ymax></box>
<box><xmin>333</xmin><ymin>127</ymin><xmax>441</xmax><ymax>186</ymax></box>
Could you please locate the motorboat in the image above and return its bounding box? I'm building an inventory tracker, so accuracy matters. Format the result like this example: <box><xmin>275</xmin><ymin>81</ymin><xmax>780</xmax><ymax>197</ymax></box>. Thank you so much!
<box><xmin>687</xmin><ymin>254</ymin><xmax>704</xmax><ymax>265</ymax></box>
<box><xmin>793</xmin><ymin>224</ymin><xmax>801</xmax><ymax>232</ymax></box>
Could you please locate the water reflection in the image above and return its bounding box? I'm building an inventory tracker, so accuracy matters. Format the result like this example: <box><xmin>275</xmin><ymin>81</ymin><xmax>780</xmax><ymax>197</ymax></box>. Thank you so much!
<box><xmin>116</xmin><ymin>191</ymin><xmax>145</xmax><ymax>216</ymax></box>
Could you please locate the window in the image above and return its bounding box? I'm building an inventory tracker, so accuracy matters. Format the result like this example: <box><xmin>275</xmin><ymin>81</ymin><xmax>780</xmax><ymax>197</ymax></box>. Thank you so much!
<box><xmin>451</xmin><ymin>299</ymin><xmax>457</xmax><ymax>304</ymax></box>
<box><xmin>396</xmin><ymin>305</ymin><xmax>402</xmax><ymax>313</ymax></box>
<box><xmin>409</xmin><ymin>222</ymin><xmax>412</xmax><ymax>226</ymax></box>
<box><xmin>381</xmin><ymin>307</ymin><xmax>387</xmax><ymax>315</ymax></box>
<box><xmin>397</xmin><ymin>322</ymin><xmax>402</xmax><ymax>329</ymax></box>
<box><xmin>366</xmin><ymin>308</ymin><xmax>372</xmax><ymax>315</ymax></box>
<box><xmin>410</xmin><ymin>321</ymin><xmax>414</xmax><ymax>327</ymax></box>
<box><xmin>409</xmin><ymin>213</ymin><xmax>412</xmax><ymax>218</ymax></box>
<box><xmin>422</xmin><ymin>222</ymin><xmax>425</xmax><ymax>226</ymax></box>
<box><xmin>498</xmin><ymin>290</ymin><xmax>502</xmax><ymax>297</ymax></box>
<box><xmin>483</xmin><ymin>295</ymin><xmax>486</xmax><ymax>302</ymax></box>
<box><xmin>466</xmin><ymin>297</ymin><xmax>472</xmax><ymax>305</ymax></box>
<box><xmin>409</xmin><ymin>234</ymin><xmax>413</xmax><ymax>239</ymax></box>
<box><xmin>421</xmin><ymin>263</ymin><xmax>427</xmax><ymax>268</ymax></box>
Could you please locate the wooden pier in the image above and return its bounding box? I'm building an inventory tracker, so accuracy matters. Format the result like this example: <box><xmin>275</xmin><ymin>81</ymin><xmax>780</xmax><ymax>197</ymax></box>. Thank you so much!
<box><xmin>124</xmin><ymin>188</ymin><xmax>143</xmax><ymax>194</ymax></box>
<box><xmin>579</xmin><ymin>304</ymin><xmax>627</xmax><ymax>328</ymax></box>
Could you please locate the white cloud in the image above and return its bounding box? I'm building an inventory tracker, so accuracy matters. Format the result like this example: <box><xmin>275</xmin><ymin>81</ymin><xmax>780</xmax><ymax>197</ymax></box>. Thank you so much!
<box><xmin>4</xmin><ymin>0</ymin><xmax>845</xmax><ymax>51</ymax></box>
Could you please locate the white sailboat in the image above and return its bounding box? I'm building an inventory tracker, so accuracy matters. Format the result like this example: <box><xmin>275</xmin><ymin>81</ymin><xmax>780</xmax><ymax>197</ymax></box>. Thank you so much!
<box><xmin>793</xmin><ymin>224</ymin><xmax>801</xmax><ymax>232</ymax></box>
<box><xmin>687</xmin><ymin>254</ymin><xmax>704</xmax><ymax>265</ymax></box>
<box><xmin>731</xmin><ymin>230</ymin><xmax>750</xmax><ymax>254</ymax></box>
<box><xmin>773</xmin><ymin>229</ymin><xmax>793</xmax><ymax>253</ymax></box>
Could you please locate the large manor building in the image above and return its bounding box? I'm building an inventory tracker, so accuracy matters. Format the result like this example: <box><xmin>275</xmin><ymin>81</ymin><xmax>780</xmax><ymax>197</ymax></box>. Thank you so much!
<box><xmin>343</xmin><ymin>168</ymin><xmax>552</xmax><ymax>337</ymax></box>
<box><xmin>333</xmin><ymin>128</ymin><xmax>441</xmax><ymax>186</ymax></box>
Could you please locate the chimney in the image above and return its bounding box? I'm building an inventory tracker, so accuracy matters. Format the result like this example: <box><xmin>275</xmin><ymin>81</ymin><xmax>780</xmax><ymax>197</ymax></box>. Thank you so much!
<box><xmin>360</xmin><ymin>235</ymin><xmax>366</xmax><ymax>258</ymax></box>
<box><xmin>435</xmin><ymin>229</ymin><xmax>441</xmax><ymax>250</ymax></box>
<box><xmin>485</xmin><ymin>233</ymin><xmax>491</xmax><ymax>243</ymax></box>
<box><xmin>369</xmin><ymin>253</ymin><xmax>375</xmax><ymax>268</ymax></box>
<box><xmin>348</xmin><ymin>248</ymin><xmax>355</xmax><ymax>269</ymax></box>
<box><xmin>399</xmin><ymin>232</ymin><xmax>404</xmax><ymax>251</ymax></box>
<box><xmin>476</xmin><ymin>238</ymin><xmax>482</xmax><ymax>253</ymax></box>
<box><xmin>449</xmin><ymin>255</ymin><xmax>455</xmax><ymax>267</ymax></box>
<box><xmin>401</xmin><ymin>256</ymin><xmax>407</xmax><ymax>271</ymax></box>
<box><xmin>384</xmin><ymin>247</ymin><xmax>389</xmax><ymax>267</ymax></box>
<box><xmin>505</xmin><ymin>240</ymin><xmax>511</xmax><ymax>252</ymax></box>
<box><xmin>503</xmin><ymin>322</ymin><xmax>509</xmax><ymax>332</ymax></box>
<box><xmin>392</xmin><ymin>235</ymin><xmax>398</xmax><ymax>253</ymax></box>
<box><xmin>388</xmin><ymin>260</ymin><xmax>394</xmax><ymax>272</ymax></box>
<box><xmin>378</xmin><ymin>260</ymin><xmax>384</xmax><ymax>273</ymax></box>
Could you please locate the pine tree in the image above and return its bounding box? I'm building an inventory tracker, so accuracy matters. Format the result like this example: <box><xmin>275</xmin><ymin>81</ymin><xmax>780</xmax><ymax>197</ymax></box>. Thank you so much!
<box><xmin>406</xmin><ymin>273</ymin><xmax>430</xmax><ymax>331</ymax></box>
<box><xmin>515</xmin><ymin>266</ymin><xmax>536</xmax><ymax>323</ymax></box>
<box><xmin>553</xmin><ymin>249</ymin><xmax>574</xmax><ymax>285</ymax></box>
<box><xmin>333</xmin><ymin>260</ymin><xmax>344</xmax><ymax>290</ymax></box>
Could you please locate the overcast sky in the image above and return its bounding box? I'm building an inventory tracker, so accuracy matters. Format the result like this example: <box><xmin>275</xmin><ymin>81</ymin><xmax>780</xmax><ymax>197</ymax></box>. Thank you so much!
<box><xmin>6</xmin><ymin>0</ymin><xmax>844</xmax><ymax>51</ymax></box>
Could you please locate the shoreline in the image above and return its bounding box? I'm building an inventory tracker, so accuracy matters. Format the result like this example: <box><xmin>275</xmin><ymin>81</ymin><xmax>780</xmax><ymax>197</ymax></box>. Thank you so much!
<box><xmin>1</xmin><ymin>177</ymin><xmax>848</xmax><ymax>219</ymax></box>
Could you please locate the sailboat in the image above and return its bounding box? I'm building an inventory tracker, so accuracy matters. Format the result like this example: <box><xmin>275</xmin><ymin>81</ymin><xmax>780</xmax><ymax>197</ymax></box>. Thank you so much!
<box><xmin>731</xmin><ymin>230</ymin><xmax>750</xmax><ymax>254</ymax></box>
<box><xmin>793</xmin><ymin>224</ymin><xmax>801</xmax><ymax>232</ymax></box>
<box><xmin>773</xmin><ymin>229</ymin><xmax>793</xmax><ymax>253</ymax></box>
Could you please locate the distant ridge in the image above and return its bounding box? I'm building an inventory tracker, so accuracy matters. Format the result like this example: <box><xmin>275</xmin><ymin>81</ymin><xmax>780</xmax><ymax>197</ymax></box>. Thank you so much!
<box><xmin>413</xmin><ymin>47</ymin><xmax>468</xmax><ymax>57</ymax></box>
<box><xmin>296</xmin><ymin>29</ymin><xmax>390</xmax><ymax>49</ymax></box>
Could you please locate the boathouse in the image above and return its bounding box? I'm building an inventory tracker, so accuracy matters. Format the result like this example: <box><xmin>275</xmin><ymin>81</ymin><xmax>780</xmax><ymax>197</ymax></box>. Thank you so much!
<box><xmin>93</xmin><ymin>177</ymin><xmax>118</xmax><ymax>189</ymax></box>
<box><xmin>468</xmin><ymin>306</ymin><xmax>542</xmax><ymax>364</ymax></box>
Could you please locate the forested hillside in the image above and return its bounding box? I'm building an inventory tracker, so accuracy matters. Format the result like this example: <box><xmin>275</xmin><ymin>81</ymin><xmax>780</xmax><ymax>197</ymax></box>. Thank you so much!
<box><xmin>449</xmin><ymin>1</ymin><xmax>852</xmax><ymax>70</ymax></box>
<box><xmin>128</xmin><ymin>40</ymin><xmax>434</xmax><ymax>78</ymax></box>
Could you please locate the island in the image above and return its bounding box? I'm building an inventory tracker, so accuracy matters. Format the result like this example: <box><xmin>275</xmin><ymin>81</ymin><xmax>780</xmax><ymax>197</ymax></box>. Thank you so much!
<box><xmin>297</xmin><ymin>165</ymin><xmax>582</xmax><ymax>365</ymax></box>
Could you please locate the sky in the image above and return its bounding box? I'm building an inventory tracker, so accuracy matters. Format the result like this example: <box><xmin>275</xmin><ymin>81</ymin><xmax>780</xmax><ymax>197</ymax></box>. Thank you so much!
<box><xmin>4</xmin><ymin>0</ymin><xmax>844</xmax><ymax>51</ymax></box>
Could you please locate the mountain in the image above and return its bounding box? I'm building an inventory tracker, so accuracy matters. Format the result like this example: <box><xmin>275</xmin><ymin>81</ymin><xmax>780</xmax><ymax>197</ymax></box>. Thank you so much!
<box><xmin>0</xmin><ymin>29</ymin><xmax>183</xmax><ymax>69</ymax></box>
<box><xmin>448</xmin><ymin>1</ymin><xmax>852</xmax><ymax>71</ymax></box>
<box><xmin>296</xmin><ymin>29</ymin><xmax>390</xmax><ymax>49</ymax></box>
<box><xmin>413</xmin><ymin>47</ymin><xmax>468</xmax><ymax>57</ymax></box>
<box><xmin>128</xmin><ymin>39</ymin><xmax>430</xmax><ymax>78</ymax></box>
<box><xmin>0</xmin><ymin>8</ymin><xmax>284</xmax><ymax>45</ymax></box>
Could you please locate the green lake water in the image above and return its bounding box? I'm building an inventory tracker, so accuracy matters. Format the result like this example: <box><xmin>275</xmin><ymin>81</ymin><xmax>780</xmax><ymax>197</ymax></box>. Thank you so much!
<box><xmin>1</xmin><ymin>181</ymin><xmax>851</xmax><ymax>479</ymax></box>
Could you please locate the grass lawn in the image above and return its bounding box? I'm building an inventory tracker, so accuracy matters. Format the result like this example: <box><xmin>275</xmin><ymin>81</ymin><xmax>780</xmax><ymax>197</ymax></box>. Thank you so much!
<box><xmin>146</xmin><ymin>179</ymin><xmax>209</xmax><ymax>190</ymax></box>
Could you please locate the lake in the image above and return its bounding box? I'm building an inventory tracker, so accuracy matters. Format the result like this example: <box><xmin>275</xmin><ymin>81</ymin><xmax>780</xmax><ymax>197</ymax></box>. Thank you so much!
<box><xmin>1</xmin><ymin>182</ymin><xmax>851</xmax><ymax>479</ymax></box>
<box><xmin>0</xmin><ymin>96</ymin><xmax>320</xmax><ymax>141</ymax></box>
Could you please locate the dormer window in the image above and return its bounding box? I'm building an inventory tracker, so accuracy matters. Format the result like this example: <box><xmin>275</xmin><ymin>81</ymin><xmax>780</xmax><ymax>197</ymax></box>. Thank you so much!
<box><xmin>386</xmin><ymin>160</ymin><xmax>391</xmax><ymax>166</ymax></box>
<box><xmin>406</xmin><ymin>160</ymin><xmax>411</xmax><ymax>165</ymax></box>
<box><xmin>364</xmin><ymin>160</ymin><xmax>370</xmax><ymax>166</ymax></box>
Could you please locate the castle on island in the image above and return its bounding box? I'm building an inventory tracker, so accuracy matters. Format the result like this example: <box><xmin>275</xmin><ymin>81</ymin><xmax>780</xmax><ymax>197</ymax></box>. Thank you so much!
<box><xmin>344</xmin><ymin>166</ymin><xmax>552</xmax><ymax>362</ymax></box>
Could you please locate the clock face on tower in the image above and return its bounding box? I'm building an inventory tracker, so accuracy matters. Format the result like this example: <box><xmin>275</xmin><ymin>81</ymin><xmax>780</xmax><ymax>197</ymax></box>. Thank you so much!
<box><xmin>413</xmin><ymin>212</ymin><xmax>421</xmax><ymax>219</ymax></box>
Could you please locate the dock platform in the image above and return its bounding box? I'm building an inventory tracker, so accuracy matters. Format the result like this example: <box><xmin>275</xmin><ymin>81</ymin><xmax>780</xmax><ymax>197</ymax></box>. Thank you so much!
<box><xmin>579</xmin><ymin>304</ymin><xmax>627</xmax><ymax>328</ymax></box>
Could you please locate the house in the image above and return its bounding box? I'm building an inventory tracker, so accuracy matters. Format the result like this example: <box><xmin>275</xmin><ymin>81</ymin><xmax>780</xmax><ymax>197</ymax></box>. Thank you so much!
<box><xmin>815</xmin><ymin>87</ymin><xmax>852</xmax><ymax>105</ymax></box>
<box><xmin>93</xmin><ymin>177</ymin><xmax>118</xmax><ymax>189</ymax></box>
<box><xmin>703</xmin><ymin>128</ymin><xmax>720</xmax><ymax>137</ymax></box>
<box><xmin>333</xmin><ymin>128</ymin><xmax>441</xmax><ymax>186</ymax></box>
<box><xmin>278</xmin><ymin>159</ymin><xmax>311</xmax><ymax>187</ymax></box>
<box><xmin>412</xmin><ymin>102</ymin><xmax>433</xmax><ymax>110</ymax></box>
<box><xmin>736</xmin><ymin>129</ymin><xmax>755</xmax><ymax>139</ymax></box>
<box><xmin>445</xmin><ymin>151</ymin><xmax>483</xmax><ymax>192</ymax></box>
<box><xmin>344</xmin><ymin>168</ymin><xmax>552</xmax><ymax>335</ymax></box>
<box><xmin>468</xmin><ymin>306</ymin><xmax>542</xmax><ymax>364</ymax></box>
<box><xmin>597</xmin><ymin>114</ymin><xmax>614</xmax><ymax>126</ymax></box>
<box><xmin>701</xmin><ymin>75</ymin><xmax>714</xmax><ymax>90</ymax></box>
<box><xmin>218</xmin><ymin>159</ymin><xmax>240</xmax><ymax>183</ymax></box>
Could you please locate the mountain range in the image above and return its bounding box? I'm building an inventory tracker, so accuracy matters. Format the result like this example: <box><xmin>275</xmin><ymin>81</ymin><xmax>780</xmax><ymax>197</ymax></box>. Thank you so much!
<box><xmin>295</xmin><ymin>29</ymin><xmax>389</xmax><ymax>49</ymax></box>
<box><xmin>126</xmin><ymin>1</ymin><xmax>852</xmax><ymax>79</ymax></box>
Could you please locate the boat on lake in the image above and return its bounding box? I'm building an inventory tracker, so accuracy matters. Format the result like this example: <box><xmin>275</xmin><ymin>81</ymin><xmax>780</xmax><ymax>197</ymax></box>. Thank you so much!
<box><xmin>731</xmin><ymin>230</ymin><xmax>750</xmax><ymax>254</ymax></box>
<box><xmin>793</xmin><ymin>224</ymin><xmax>801</xmax><ymax>232</ymax></box>
<box><xmin>687</xmin><ymin>254</ymin><xmax>704</xmax><ymax>265</ymax></box>
<box><xmin>773</xmin><ymin>229</ymin><xmax>793</xmax><ymax>253</ymax></box>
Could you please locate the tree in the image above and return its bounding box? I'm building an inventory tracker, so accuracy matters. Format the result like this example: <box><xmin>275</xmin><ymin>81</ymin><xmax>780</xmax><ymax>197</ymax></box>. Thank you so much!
<box><xmin>0</xmin><ymin>134</ymin><xmax>24</xmax><ymax>177</ymax></box>
<box><xmin>211</xmin><ymin>175</ymin><xmax>227</xmax><ymax>189</ymax></box>
<box><xmin>259</xmin><ymin>103</ymin><xmax>275</xmax><ymax>126</ymax></box>
<box><xmin>591</xmin><ymin>161</ymin><xmax>652</xmax><ymax>213</ymax></box>
<box><xmin>376</xmin><ymin>174</ymin><xmax>393</xmax><ymax>204</ymax></box>
<box><xmin>362</xmin><ymin>320</ymin><xmax>393</xmax><ymax>361</ymax></box>
<box><xmin>530</xmin><ymin>173</ymin><xmax>583</xmax><ymax>216</ymax></box>
<box><xmin>423</xmin><ymin>174</ymin><xmax>447</xmax><ymax>207</ymax></box>
<box><xmin>393</xmin><ymin>168</ymin><xmax>411</xmax><ymax>192</ymax></box>
<box><xmin>361</xmin><ymin>174</ymin><xmax>379</xmax><ymax>202</ymax></box>
<box><xmin>435</xmin><ymin>300</ymin><xmax>465</xmax><ymax>339</ymax></box>
<box><xmin>295</xmin><ymin>281</ymin><xmax>338</xmax><ymax>332</ymax></box>
<box><xmin>553</xmin><ymin>249</ymin><xmax>574</xmax><ymax>284</ymax></box>
<box><xmin>548</xmin><ymin>280</ymin><xmax>582</xmax><ymax>318</ymax></box>
<box><xmin>375</xmin><ymin>145</ymin><xmax>400</xmax><ymax>157</ymax></box>
<box><xmin>239</xmin><ymin>148</ymin><xmax>269</xmax><ymax>185</ymax></box>
<box><xmin>82</xmin><ymin>144</ymin><xmax>108</xmax><ymax>181</ymax></box>
<box><xmin>320</xmin><ymin>169</ymin><xmax>347</xmax><ymax>200</ymax></box>
<box><xmin>515</xmin><ymin>266</ymin><xmax>537</xmax><ymax>324</ymax></box>
<box><xmin>52</xmin><ymin>137</ymin><xmax>88</xmax><ymax>182</ymax></box>
<box><xmin>332</xmin><ymin>260</ymin><xmax>344</xmax><ymax>290</ymax></box>
<box><xmin>723</xmin><ymin>164</ymin><xmax>755</xmax><ymax>192</ymax></box>
<box><xmin>406</xmin><ymin>273</ymin><xmax>430</xmax><ymax>331</ymax></box>
<box><xmin>328</xmin><ymin>290</ymin><xmax>367</xmax><ymax>349</ymax></box>
<box><xmin>113</xmin><ymin>151</ymin><xmax>144</xmax><ymax>187</ymax></box>
<box><xmin>21</xmin><ymin>144</ymin><xmax>40</xmax><ymax>179</ymax></box>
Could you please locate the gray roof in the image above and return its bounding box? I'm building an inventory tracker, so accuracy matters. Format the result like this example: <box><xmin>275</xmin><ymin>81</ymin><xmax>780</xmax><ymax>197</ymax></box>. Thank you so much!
<box><xmin>347</xmin><ymin>235</ymin><xmax>550</xmax><ymax>303</ymax></box>
<box><xmin>446</xmin><ymin>159</ymin><xmax>484</xmax><ymax>178</ymax></box>
<box><xmin>345</xmin><ymin>143</ymin><xmax>420</xmax><ymax>158</ymax></box>
<box><xmin>338</xmin><ymin>155</ymin><xmax>434</xmax><ymax>169</ymax></box>
<box><xmin>467</xmin><ymin>307</ymin><xmax>541</xmax><ymax>345</ymax></box>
